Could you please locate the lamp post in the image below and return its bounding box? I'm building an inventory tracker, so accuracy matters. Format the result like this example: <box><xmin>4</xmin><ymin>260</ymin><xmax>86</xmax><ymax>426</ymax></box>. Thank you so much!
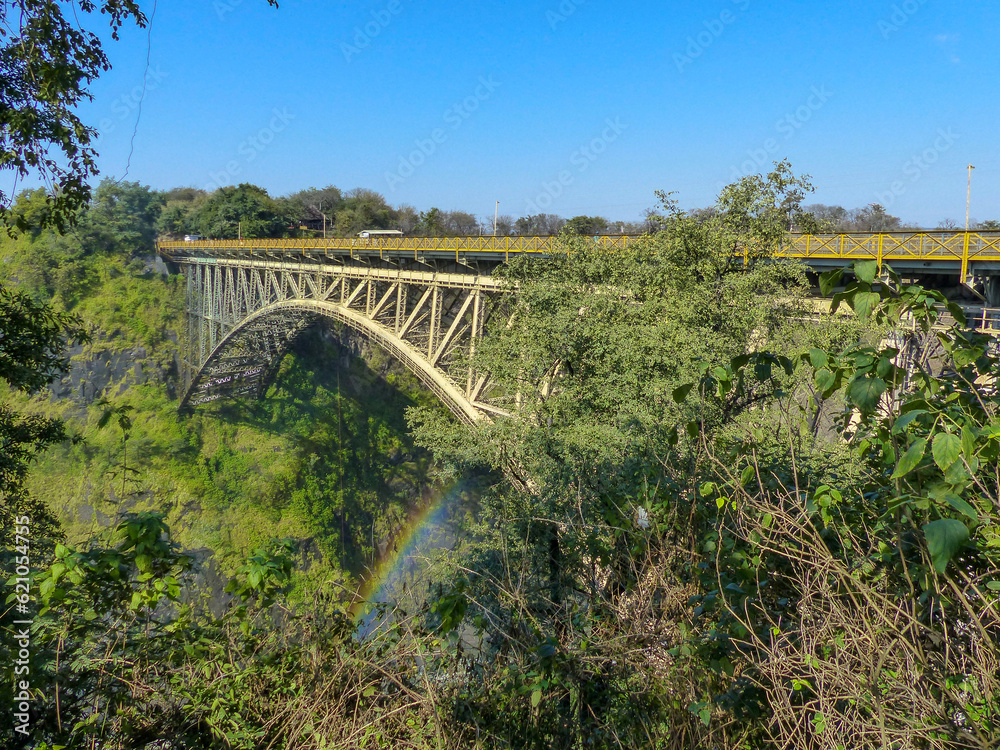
<box><xmin>966</xmin><ymin>164</ymin><xmax>976</xmax><ymax>231</ymax></box>
<box><xmin>493</xmin><ymin>201</ymin><xmax>499</xmax><ymax>236</ymax></box>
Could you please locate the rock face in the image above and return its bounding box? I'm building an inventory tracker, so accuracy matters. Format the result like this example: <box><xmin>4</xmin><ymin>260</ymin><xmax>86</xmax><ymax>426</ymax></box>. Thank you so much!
<box><xmin>50</xmin><ymin>336</ymin><xmax>180</xmax><ymax>404</ymax></box>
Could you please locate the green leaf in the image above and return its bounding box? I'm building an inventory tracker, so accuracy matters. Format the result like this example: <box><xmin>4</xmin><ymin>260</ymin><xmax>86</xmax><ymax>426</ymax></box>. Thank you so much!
<box><xmin>854</xmin><ymin>259</ymin><xmax>878</xmax><ymax>284</ymax></box>
<box><xmin>699</xmin><ymin>707</ymin><xmax>711</xmax><ymax>727</ymax></box>
<box><xmin>814</xmin><ymin>368</ymin><xmax>835</xmax><ymax>392</ymax></box>
<box><xmin>891</xmin><ymin>438</ymin><xmax>927</xmax><ymax>479</ymax></box>
<box><xmin>945</xmin><ymin>301</ymin><xmax>968</xmax><ymax>327</ymax></box>
<box><xmin>829</xmin><ymin>291</ymin><xmax>847</xmax><ymax>315</ymax></box>
<box><xmin>808</xmin><ymin>348</ymin><xmax>828</xmax><ymax>369</ymax></box>
<box><xmin>892</xmin><ymin>410</ymin><xmax>926</xmax><ymax>434</ymax></box>
<box><xmin>740</xmin><ymin>466</ymin><xmax>755</xmax><ymax>487</ymax></box>
<box><xmin>961</xmin><ymin>426</ymin><xmax>977</xmax><ymax>460</ymax></box>
<box><xmin>39</xmin><ymin>576</ymin><xmax>56</xmax><ymax>601</ymax></box>
<box><xmin>932</xmin><ymin>433</ymin><xmax>962</xmax><ymax>472</ymax></box>
<box><xmin>672</xmin><ymin>383</ymin><xmax>693</xmax><ymax>403</ymax></box>
<box><xmin>923</xmin><ymin>519</ymin><xmax>969</xmax><ymax>573</ymax></box>
<box><xmin>851</xmin><ymin>291</ymin><xmax>881</xmax><ymax>319</ymax></box>
<box><xmin>531</xmin><ymin>689</ymin><xmax>542</xmax><ymax>708</ymax></box>
<box><xmin>943</xmin><ymin>493</ymin><xmax>979</xmax><ymax>522</ymax></box>
<box><xmin>818</xmin><ymin>268</ymin><xmax>844</xmax><ymax>297</ymax></box>
<box><xmin>953</xmin><ymin>345</ymin><xmax>985</xmax><ymax>369</ymax></box>
<box><xmin>848</xmin><ymin>377</ymin><xmax>886</xmax><ymax>414</ymax></box>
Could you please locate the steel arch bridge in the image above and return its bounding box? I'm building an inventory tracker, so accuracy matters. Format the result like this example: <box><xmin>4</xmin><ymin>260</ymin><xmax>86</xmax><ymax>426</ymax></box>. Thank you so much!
<box><xmin>158</xmin><ymin>230</ymin><xmax>1000</xmax><ymax>423</ymax></box>
<box><xmin>163</xmin><ymin>251</ymin><xmax>511</xmax><ymax>424</ymax></box>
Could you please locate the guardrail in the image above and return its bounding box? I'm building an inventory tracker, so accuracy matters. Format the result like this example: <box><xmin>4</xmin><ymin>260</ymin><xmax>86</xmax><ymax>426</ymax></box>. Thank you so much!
<box><xmin>157</xmin><ymin>231</ymin><xmax>1000</xmax><ymax>278</ymax></box>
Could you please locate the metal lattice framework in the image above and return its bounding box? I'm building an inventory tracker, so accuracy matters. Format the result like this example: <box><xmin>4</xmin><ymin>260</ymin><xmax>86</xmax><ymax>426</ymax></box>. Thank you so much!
<box><xmin>173</xmin><ymin>254</ymin><xmax>509</xmax><ymax>424</ymax></box>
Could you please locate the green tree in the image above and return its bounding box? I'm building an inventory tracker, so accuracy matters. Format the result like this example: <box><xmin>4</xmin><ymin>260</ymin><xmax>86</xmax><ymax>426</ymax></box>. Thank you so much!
<box><xmin>194</xmin><ymin>183</ymin><xmax>291</xmax><ymax>239</ymax></box>
<box><xmin>0</xmin><ymin>1</ymin><xmax>145</xmax><ymax>233</ymax></box>
<box><xmin>0</xmin><ymin>1</ymin><xmax>279</xmax><ymax>235</ymax></box>
<box><xmin>674</xmin><ymin>261</ymin><xmax>1000</xmax><ymax>748</ymax></box>
<box><xmin>156</xmin><ymin>187</ymin><xmax>208</xmax><ymax>238</ymax></box>
<box><xmin>85</xmin><ymin>179</ymin><xmax>163</xmax><ymax>256</ymax></box>
<box><xmin>515</xmin><ymin>213</ymin><xmax>565</xmax><ymax>235</ymax></box>
<box><xmin>333</xmin><ymin>188</ymin><xmax>395</xmax><ymax>235</ymax></box>
<box><xmin>562</xmin><ymin>214</ymin><xmax>609</xmax><ymax>235</ymax></box>
<box><xmin>712</xmin><ymin>158</ymin><xmax>815</xmax><ymax>255</ymax></box>
<box><xmin>0</xmin><ymin>284</ymin><xmax>87</xmax><ymax>564</ymax></box>
<box><xmin>414</xmin><ymin>207</ymin><xmax>447</xmax><ymax>236</ymax></box>
<box><xmin>409</xmin><ymin>168</ymin><xmax>819</xmax><ymax>748</ymax></box>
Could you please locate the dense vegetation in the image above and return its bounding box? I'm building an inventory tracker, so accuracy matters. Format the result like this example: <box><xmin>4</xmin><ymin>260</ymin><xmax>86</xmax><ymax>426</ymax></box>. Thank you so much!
<box><xmin>0</xmin><ymin>178</ymin><xmax>451</xmax><ymax>578</ymax></box>
<box><xmin>2</xmin><ymin>164</ymin><xmax>999</xmax><ymax>749</ymax></box>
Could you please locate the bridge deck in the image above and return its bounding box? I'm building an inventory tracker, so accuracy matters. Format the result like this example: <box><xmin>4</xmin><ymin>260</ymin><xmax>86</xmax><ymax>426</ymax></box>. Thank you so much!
<box><xmin>158</xmin><ymin>231</ymin><xmax>1000</xmax><ymax>275</ymax></box>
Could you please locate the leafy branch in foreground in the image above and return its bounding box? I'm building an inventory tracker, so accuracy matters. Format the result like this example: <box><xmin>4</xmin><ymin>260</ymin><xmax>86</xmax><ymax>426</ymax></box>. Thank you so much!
<box><xmin>679</xmin><ymin>260</ymin><xmax>1000</xmax><ymax>748</ymax></box>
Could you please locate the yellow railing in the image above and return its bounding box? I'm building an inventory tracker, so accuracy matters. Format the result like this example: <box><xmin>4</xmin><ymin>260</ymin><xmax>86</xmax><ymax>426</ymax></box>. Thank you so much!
<box><xmin>158</xmin><ymin>232</ymin><xmax>1000</xmax><ymax>275</ymax></box>
<box><xmin>157</xmin><ymin>234</ymin><xmax>635</xmax><ymax>255</ymax></box>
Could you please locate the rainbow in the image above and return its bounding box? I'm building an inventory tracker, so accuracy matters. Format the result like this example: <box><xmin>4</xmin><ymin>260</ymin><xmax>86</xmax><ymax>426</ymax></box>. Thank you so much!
<box><xmin>350</xmin><ymin>480</ymin><xmax>465</xmax><ymax>630</ymax></box>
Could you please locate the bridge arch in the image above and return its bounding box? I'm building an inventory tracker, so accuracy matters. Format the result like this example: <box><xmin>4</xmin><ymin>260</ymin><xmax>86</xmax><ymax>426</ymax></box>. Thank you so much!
<box><xmin>174</xmin><ymin>257</ymin><xmax>507</xmax><ymax>423</ymax></box>
<box><xmin>184</xmin><ymin>299</ymin><xmax>484</xmax><ymax>424</ymax></box>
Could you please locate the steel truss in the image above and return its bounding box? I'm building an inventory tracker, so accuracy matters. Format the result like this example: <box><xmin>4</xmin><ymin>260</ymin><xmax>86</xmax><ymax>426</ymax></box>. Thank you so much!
<box><xmin>177</xmin><ymin>256</ymin><xmax>508</xmax><ymax>424</ymax></box>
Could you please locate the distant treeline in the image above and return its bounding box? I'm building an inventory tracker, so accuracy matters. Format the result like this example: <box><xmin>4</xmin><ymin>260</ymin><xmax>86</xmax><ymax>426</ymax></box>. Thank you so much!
<box><xmin>11</xmin><ymin>180</ymin><xmax>996</xmax><ymax>245</ymax></box>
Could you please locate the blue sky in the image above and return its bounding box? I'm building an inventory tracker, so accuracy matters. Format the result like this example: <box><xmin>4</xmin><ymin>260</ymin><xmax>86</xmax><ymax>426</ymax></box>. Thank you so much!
<box><xmin>78</xmin><ymin>0</ymin><xmax>999</xmax><ymax>227</ymax></box>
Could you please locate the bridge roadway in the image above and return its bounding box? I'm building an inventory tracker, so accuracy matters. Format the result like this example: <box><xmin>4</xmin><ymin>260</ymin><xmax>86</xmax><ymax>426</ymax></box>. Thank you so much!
<box><xmin>159</xmin><ymin>230</ymin><xmax>1000</xmax><ymax>279</ymax></box>
<box><xmin>158</xmin><ymin>231</ymin><xmax>1000</xmax><ymax>423</ymax></box>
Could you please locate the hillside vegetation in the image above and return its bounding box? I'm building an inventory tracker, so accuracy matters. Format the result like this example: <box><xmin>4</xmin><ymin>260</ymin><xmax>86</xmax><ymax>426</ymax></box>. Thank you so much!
<box><xmin>0</xmin><ymin>180</ymin><xmax>446</xmax><ymax>580</ymax></box>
